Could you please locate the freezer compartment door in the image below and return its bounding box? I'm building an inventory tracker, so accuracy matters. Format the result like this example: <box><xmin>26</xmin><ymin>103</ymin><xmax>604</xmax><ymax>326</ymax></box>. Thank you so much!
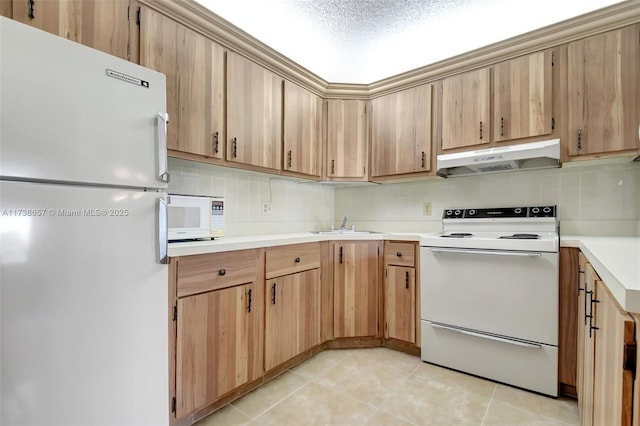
<box><xmin>421</xmin><ymin>320</ymin><xmax>558</xmax><ymax>397</ymax></box>
<box><xmin>0</xmin><ymin>181</ymin><xmax>168</xmax><ymax>425</ymax></box>
<box><xmin>0</xmin><ymin>17</ymin><xmax>168</xmax><ymax>189</ymax></box>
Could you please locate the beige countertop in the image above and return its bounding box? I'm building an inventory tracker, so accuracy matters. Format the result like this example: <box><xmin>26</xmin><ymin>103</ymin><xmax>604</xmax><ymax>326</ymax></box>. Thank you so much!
<box><xmin>169</xmin><ymin>232</ymin><xmax>640</xmax><ymax>314</ymax></box>
<box><xmin>561</xmin><ymin>235</ymin><xmax>640</xmax><ymax>314</ymax></box>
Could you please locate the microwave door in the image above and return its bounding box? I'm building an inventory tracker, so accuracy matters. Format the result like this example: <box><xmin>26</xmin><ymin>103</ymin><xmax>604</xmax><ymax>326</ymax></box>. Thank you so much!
<box><xmin>167</xmin><ymin>195</ymin><xmax>210</xmax><ymax>240</ymax></box>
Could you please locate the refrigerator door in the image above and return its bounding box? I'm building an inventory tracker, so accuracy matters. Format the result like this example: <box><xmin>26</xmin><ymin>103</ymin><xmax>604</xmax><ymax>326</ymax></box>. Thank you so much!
<box><xmin>0</xmin><ymin>181</ymin><xmax>168</xmax><ymax>425</ymax></box>
<box><xmin>0</xmin><ymin>17</ymin><xmax>168</xmax><ymax>190</ymax></box>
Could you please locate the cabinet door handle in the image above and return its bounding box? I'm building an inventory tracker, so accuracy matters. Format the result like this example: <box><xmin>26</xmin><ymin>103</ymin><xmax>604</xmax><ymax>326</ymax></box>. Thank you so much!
<box><xmin>295</xmin><ymin>257</ymin><xmax>301</xmax><ymax>263</ymax></box>
<box><xmin>339</xmin><ymin>246</ymin><xmax>343</xmax><ymax>264</ymax></box>
<box><xmin>287</xmin><ymin>150</ymin><xmax>292</xmax><ymax>168</ymax></box>
<box><xmin>405</xmin><ymin>271</ymin><xmax>409</xmax><ymax>289</ymax></box>
<box><xmin>218</xmin><ymin>269</ymin><xmax>226</xmax><ymax>276</ymax></box>
<box><xmin>271</xmin><ymin>282</ymin><xmax>277</xmax><ymax>305</ymax></box>
<box><xmin>479</xmin><ymin>121</ymin><xmax>483</xmax><ymax>140</ymax></box>
<box><xmin>577</xmin><ymin>129</ymin><xmax>582</xmax><ymax>151</ymax></box>
<box><xmin>232</xmin><ymin>137</ymin><xmax>238</xmax><ymax>158</ymax></box>
<box><xmin>500</xmin><ymin>117</ymin><xmax>504</xmax><ymax>137</ymax></box>
<box><xmin>28</xmin><ymin>0</ymin><xmax>35</xmax><ymax>19</ymax></box>
<box><xmin>331</xmin><ymin>159</ymin><xmax>335</xmax><ymax>174</ymax></box>
<box><xmin>213</xmin><ymin>131</ymin><xmax>219</xmax><ymax>154</ymax></box>
<box><xmin>247</xmin><ymin>289</ymin><xmax>252</xmax><ymax>312</ymax></box>
<box><xmin>421</xmin><ymin>151</ymin><xmax>426</xmax><ymax>168</ymax></box>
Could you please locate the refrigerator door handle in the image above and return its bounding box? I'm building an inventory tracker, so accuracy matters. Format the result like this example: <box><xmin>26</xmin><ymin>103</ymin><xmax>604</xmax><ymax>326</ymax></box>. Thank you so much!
<box><xmin>157</xmin><ymin>112</ymin><xmax>170</xmax><ymax>183</ymax></box>
<box><xmin>158</xmin><ymin>196</ymin><xmax>169</xmax><ymax>264</ymax></box>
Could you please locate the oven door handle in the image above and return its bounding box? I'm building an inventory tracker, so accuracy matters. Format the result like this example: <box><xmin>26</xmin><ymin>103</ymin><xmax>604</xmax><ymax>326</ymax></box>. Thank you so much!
<box><xmin>431</xmin><ymin>323</ymin><xmax>542</xmax><ymax>349</ymax></box>
<box><xmin>429</xmin><ymin>247</ymin><xmax>542</xmax><ymax>257</ymax></box>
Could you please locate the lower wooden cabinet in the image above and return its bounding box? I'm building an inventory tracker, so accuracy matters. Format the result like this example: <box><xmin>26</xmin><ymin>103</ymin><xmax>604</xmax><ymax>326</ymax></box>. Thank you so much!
<box><xmin>175</xmin><ymin>283</ymin><xmax>262</xmax><ymax>419</ymax></box>
<box><xmin>383</xmin><ymin>241</ymin><xmax>417</xmax><ymax>344</ymax></box>
<box><xmin>264</xmin><ymin>268</ymin><xmax>321</xmax><ymax>370</ymax></box>
<box><xmin>333</xmin><ymin>241</ymin><xmax>381</xmax><ymax>338</ymax></box>
<box><xmin>577</xmin><ymin>255</ymin><xmax>636</xmax><ymax>426</ymax></box>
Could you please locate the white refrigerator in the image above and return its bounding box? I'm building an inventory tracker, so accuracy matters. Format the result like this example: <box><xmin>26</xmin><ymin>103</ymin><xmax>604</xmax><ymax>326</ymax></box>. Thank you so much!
<box><xmin>1</xmin><ymin>18</ymin><xmax>170</xmax><ymax>425</ymax></box>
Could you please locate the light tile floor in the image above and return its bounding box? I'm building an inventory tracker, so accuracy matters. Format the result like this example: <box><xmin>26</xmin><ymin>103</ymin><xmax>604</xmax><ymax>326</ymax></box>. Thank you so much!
<box><xmin>196</xmin><ymin>348</ymin><xmax>579</xmax><ymax>426</ymax></box>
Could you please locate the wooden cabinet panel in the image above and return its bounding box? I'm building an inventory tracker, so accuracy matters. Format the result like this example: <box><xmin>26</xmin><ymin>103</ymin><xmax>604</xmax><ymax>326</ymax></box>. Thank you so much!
<box><xmin>139</xmin><ymin>7</ymin><xmax>224</xmax><ymax>159</ymax></box>
<box><xmin>227</xmin><ymin>51</ymin><xmax>283</xmax><ymax>171</ymax></box>
<box><xmin>384</xmin><ymin>265</ymin><xmax>416</xmax><ymax>343</ymax></box>
<box><xmin>493</xmin><ymin>51</ymin><xmax>553</xmax><ymax>142</ymax></box>
<box><xmin>283</xmin><ymin>81</ymin><xmax>322</xmax><ymax>177</ymax></box>
<box><xmin>559</xmin><ymin>247</ymin><xmax>579</xmax><ymax>393</ymax></box>
<box><xmin>176</xmin><ymin>249</ymin><xmax>260</xmax><ymax>297</ymax></box>
<box><xmin>333</xmin><ymin>241</ymin><xmax>380</xmax><ymax>338</ymax></box>
<box><xmin>266</xmin><ymin>242</ymin><xmax>321</xmax><ymax>279</ymax></box>
<box><xmin>592</xmin><ymin>281</ymin><xmax>635</xmax><ymax>426</ymax></box>
<box><xmin>371</xmin><ymin>84</ymin><xmax>432</xmax><ymax>176</ymax></box>
<box><xmin>567</xmin><ymin>24</ymin><xmax>640</xmax><ymax>157</ymax></box>
<box><xmin>441</xmin><ymin>68</ymin><xmax>491</xmax><ymax>150</ymax></box>
<box><xmin>176</xmin><ymin>283</ymin><xmax>261</xmax><ymax>419</ymax></box>
<box><xmin>264</xmin><ymin>268</ymin><xmax>321</xmax><ymax>371</ymax></box>
<box><xmin>12</xmin><ymin>0</ymin><xmax>131</xmax><ymax>60</ymax></box>
<box><xmin>326</xmin><ymin>99</ymin><xmax>367</xmax><ymax>179</ymax></box>
<box><xmin>384</xmin><ymin>241</ymin><xmax>415</xmax><ymax>267</ymax></box>
<box><xmin>579</xmin><ymin>263</ymin><xmax>598</xmax><ymax>426</ymax></box>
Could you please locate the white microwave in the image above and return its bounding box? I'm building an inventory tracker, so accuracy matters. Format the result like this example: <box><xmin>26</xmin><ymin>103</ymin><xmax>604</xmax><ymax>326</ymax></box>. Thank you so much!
<box><xmin>167</xmin><ymin>195</ymin><xmax>224</xmax><ymax>241</ymax></box>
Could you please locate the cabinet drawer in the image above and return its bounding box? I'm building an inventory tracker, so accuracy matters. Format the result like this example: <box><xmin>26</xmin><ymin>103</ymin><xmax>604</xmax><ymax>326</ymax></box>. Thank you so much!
<box><xmin>385</xmin><ymin>241</ymin><xmax>416</xmax><ymax>267</ymax></box>
<box><xmin>266</xmin><ymin>242</ymin><xmax>321</xmax><ymax>279</ymax></box>
<box><xmin>177</xmin><ymin>249</ymin><xmax>259</xmax><ymax>297</ymax></box>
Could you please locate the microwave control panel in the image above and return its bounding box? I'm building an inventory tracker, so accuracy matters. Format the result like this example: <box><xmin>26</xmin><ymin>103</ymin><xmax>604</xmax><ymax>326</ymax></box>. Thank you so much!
<box><xmin>211</xmin><ymin>197</ymin><xmax>225</xmax><ymax>237</ymax></box>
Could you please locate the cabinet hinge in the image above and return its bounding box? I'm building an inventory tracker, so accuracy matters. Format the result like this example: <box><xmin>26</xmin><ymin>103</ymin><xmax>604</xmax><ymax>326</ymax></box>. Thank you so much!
<box><xmin>172</xmin><ymin>305</ymin><xmax>177</xmax><ymax>321</ymax></box>
<box><xmin>171</xmin><ymin>397</ymin><xmax>176</xmax><ymax>413</ymax></box>
<box><xmin>385</xmin><ymin>322</ymin><xmax>388</xmax><ymax>332</ymax></box>
<box><xmin>127</xmin><ymin>5</ymin><xmax>130</xmax><ymax>20</ymax></box>
<box><xmin>624</xmin><ymin>342</ymin><xmax>637</xmax><ymax>376</ymax></box>
<box><xmin>377</xmin><ymin>247</ymin><xmax>380</xmax><ymax>256</ymax></box>
<box><xmin>551</xmin><ymin>53</ymin><xmax>555</xmax><ymax>66</ymax></box>
<box><xmin>136</xmin><ymin>7</ymin><xmax>141</xmax><ymax>26</ymax></box>
<box><xmin>551</xmin><ymin>117</ymin><xmax>555</xmax><ymax>130</ymax></box>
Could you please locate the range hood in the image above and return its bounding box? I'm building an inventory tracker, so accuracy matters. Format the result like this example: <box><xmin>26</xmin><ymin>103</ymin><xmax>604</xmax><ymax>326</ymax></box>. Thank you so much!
<box><xmin>437</xmin><ymin>139</ymin><xmax>560</xmax><ymax>178</ymax></box>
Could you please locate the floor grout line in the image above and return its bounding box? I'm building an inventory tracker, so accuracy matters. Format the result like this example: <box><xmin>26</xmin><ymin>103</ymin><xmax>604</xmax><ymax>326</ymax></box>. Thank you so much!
<box><xmin>479</xmin><ymin>383</ymin><xmax>498</xmax><ymax>426</ymax></box>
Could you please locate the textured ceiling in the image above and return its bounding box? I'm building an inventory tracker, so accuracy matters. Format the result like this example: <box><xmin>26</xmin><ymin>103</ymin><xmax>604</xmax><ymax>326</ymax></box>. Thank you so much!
<box><xmin>195</xmin><ymin>0</ymin><xmax>623</xmax><ymax>83</ymax></box>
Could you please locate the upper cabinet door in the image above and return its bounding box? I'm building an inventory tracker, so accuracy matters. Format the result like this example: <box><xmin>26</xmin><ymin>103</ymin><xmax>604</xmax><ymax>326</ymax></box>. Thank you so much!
<box><xmin>441</xmin><ymin>68</ymin><xmax>491</xmax><ymax>150</ymax></box>
<box><xmin>11</xmin><ymin>0</ymin><xmax>131</xmax><ymax>60</ymax></box>
<box><xmin>567</xmin><ymin>24</ymin><xmax>640</xmax><ymax>157</ymax></box>
<box><xmin>139</xmin><ymin>7</ymin><xmax>224</xmax><ymax>159</ymax></box>
<box><xmin>493</xmin><ymin>51</ymin><xmax>553</xmax><ymax>142</ymax></box>
<box><xmin>326</xmin><ymin>99</ymin><xmax>367</xmax><ymax>179</ymax></box>
<box><xmin>371</xmin><ymin>84</ymin><xmax>432</xmax><ymax>177</ymax></box>
<box><xmin>227</xmin><ymin>51</ymin><xmax>283</xmax><ymax>171</ymax></box>
<box><xmin>283</xmin><ymin>81</ymin><xmax>322</xmax><ymax>177</ymax></box>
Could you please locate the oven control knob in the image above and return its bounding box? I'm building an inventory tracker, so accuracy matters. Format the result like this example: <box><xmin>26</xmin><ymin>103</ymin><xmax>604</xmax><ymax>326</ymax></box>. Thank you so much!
<box><xmin>468</xmin><ymin>209</ymin><xmax>476</xmax><ymax>216</ymax></box>
<box><xmin>454</xmin><ymin>210</ymin><xmax>461</xmax><ymax>216</ymax></box>
<box><xmin>532</xmin><ymin>207</ymin><xmax>540</xmax><ymax>214</ymax></box>
<box><xmin>514</xmin><ymin>208</ymin><xmax>522</xmax><ymax>214</ymax></box>
<box><xmin>446</xmin><ymin>210</ymin><xmax>453</xmax><ymax>216</ymax></box>
<box><xmin>543</xmin><ymin>207</ymin><xmax>551</xmax><ymax>213</ymax></box>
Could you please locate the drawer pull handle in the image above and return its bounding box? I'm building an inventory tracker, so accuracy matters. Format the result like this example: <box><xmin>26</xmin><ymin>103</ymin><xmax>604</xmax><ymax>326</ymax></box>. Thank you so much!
<box><xmin>396</xmin><ymin>252</ymin><xmax>402</xmax><ymax>257</ymax></box>
<box><xmin>218</xmin><ymin>269</ymin><xmax>226</xmax><ymax>276</ymax></box>
<box><xmin>295</xmin><ymin>257</ymin><xmax>301</xmax><ymax>263</ymax></box>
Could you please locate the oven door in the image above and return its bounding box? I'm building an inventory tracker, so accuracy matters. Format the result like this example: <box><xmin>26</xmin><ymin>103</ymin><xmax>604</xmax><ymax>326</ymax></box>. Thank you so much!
<box><xmin>420</xmin><ymin>246</ymin><xmax>558</xmax><ymax>345</ymax></box>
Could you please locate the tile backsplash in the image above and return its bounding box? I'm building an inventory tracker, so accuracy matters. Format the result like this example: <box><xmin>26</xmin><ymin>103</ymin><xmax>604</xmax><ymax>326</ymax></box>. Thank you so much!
<box><xmin>169</xmin><ymin>157</ymin><xmax>639</xmax><ymax>237</ymax></box>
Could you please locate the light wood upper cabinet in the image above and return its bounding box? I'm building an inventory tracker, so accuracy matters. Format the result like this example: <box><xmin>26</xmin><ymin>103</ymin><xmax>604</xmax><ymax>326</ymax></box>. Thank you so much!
<box><xmin>227</xmin><ymin>51</ymin><xmax>283</xmax><ymax>171</ymax></box>
<box><xmin>493</xmin><ymin>51</ymin><xmax>553</xmax><ymax>142</ymax></box>
<box><xmin>567</xmin><ymin>24</ymin><xmax>640</xmax><ymax>157</ymax></box>
<box><xmin>441</xmin><ymin>67</ymin><xmax>491</xmax><ymax>150</ymax></box>
<box><xmin>333</xmin><ymin>241</ymin><xmax>380</xmax><ymax>338</ymax></box>
<box><xmin>10</xmin><ymin>0</ymin><xmax>133</xmax><ymax>60</ymax></box>
<box><xmin>264</xmin><ymin>268</ymin><xmax>321</xmax><ymax>371</ymax></box>
<box><xmin>326</xmin><ymin>99</ymin><xmax>367</xmax><ymax>180</ymax></box>
<box><xmin>371</xmin><ymin>84</ymin><xmax>432</xmax><ymax>177</ymax></box>
<box><xmin>283</xmin><ymin>81</ymin><xmax>322</xmax><ymax>177</ymax></box>
<box><xmin>176</xmin><ymin>283</ymin><xmax>261</xmax><ymax>419</ymax></box>
<box><xmin>139</xmin><ymin>7</ymin><xmax>224</xmax><ymax>159</ymax></box>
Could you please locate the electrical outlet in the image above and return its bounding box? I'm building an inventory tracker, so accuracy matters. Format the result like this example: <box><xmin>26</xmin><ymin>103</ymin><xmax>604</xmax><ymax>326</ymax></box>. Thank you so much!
<box><xmin>262</xmin><ymin>202</ymin><xmax>272</xmax><ymax>215</ymax></box>
<box><xmin>422</xmin><ymin>202</ymin><xmax>432</xmax><ymax>216</ymax></box>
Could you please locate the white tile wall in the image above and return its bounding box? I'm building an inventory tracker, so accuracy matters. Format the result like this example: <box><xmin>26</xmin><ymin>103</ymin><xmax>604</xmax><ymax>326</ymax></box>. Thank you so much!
<box><xmin>335</xmin><ymin>161</ymin><xmax>640</xmax><ymax>236</ymax></box>
<box><xmin>168</xmin><ymin>158</ymin><xmax>639</xmax><ymax>237</ymax></box>
<box><xmin>168</xmin><ymin>158</ymin><xmax>335</xmax><ymax>236</ymax></box>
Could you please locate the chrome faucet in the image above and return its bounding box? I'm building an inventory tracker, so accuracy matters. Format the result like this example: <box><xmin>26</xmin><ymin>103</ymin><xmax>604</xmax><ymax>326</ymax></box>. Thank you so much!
<box><xmin>340</xmin><ymin>213</ymin><xmax>349</xmax><ymax>231</ymax></box>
